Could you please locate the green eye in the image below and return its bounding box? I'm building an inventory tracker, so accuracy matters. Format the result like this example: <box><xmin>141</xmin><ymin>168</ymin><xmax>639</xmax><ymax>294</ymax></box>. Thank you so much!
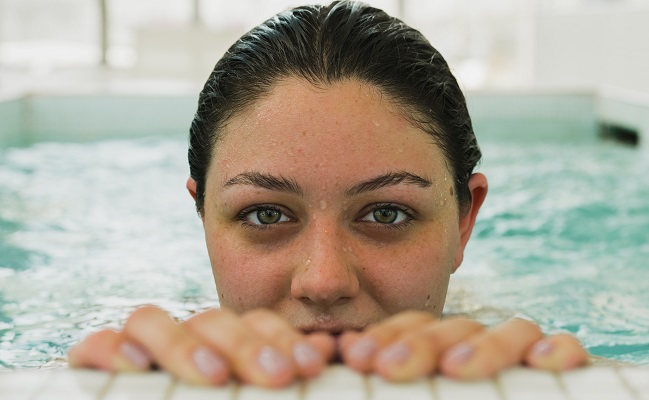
<box><xmin>241</xmin><ymin>206</ymin><xmax>291</xmax><ymax>226</ymax></box>
<box><xmin>360</xmin><ymin>205</ymin><xmax>410</xmax><ymax>225</ymax></box>
<box><xmin>373</xmin><ymin>208</ymin><xmax>398</xmax><ymax>224</ymax></box>
<box><xmin>257</xmin><ymin>209</ymin><xmax>281</xmax><ymax>224</ymax></box>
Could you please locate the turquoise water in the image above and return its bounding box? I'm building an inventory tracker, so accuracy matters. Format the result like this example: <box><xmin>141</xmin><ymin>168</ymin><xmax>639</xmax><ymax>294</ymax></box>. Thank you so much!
<box><xmin>0</xmin><ymin>135</ymin><xmax>648</xmax><ymax>369</ymax></box>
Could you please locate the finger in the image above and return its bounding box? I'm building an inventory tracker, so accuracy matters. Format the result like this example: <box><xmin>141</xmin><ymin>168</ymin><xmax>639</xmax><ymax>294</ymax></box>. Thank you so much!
<box><xmin>183</xmin><ymin>308</ymin><xmax>295</xmax><ymax>387</ymax></box>
<box><xmin>373</xmin><ymin>318</ymin><xmax>485</xmax><ymax>381</ymax></box>
<box><xmin>440</xmin><ymin>318</ymin><xmax>544</xmax><ymax>379</ymax></box>
<box><xmin>68</xmin><ymin>329</ymin><xmax>152</xmax><ymax>372</ymax></box>
<box><xmin>123</xmin><ymin>306</ymin><xmax>229</xmax><ymax>386</ymax></box>
<box><xmin>341</xmin><ymin>311</ymin><xmax>435</xmax><ymax>372</ymax></box>
<box><xmin>525</xmin><ymin>333</ymin><xmax>589</xmax><ymax>370</ymax></box>
<box><xmin>305</xmin><ymin>332</ymin><xmax>336</xmax><ymax>362</ymax></box>
<box><xmin>241</xmin><ymin>309</ymin><xmax>327</xmax><ymax>379</ymax></box>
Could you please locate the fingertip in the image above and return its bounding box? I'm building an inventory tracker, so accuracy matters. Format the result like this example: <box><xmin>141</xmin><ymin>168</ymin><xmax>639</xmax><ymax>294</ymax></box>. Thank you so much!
<box><xmin>68</xmin><ymin>329</ymin><xmax>124</xmax><ymax>371</ymax></box>
<box><xmin>341</xmin><ymin>335</ymin><xmax>378</xmax><ymax>373</ymax></box>
<box><xmin>525</xmin><ymin>335</ymin><xmax>589</xmax><ymax>371</ymax></box>
<box><xmin>293</xmin><ymin>341</ymin><xmax>326</xmax><ymax>378</ymax></box>
<box><xmin>338</xmin><ymin>331</ymin><xmax>363</xmax><ymax>353</ymax></box>
<box><xmin>305</xmin><ymin>333</ymin><xmax>336</xmax><ymax>362</ymax></box>
<box><xmin>191</xmin><ymin>346</ymin><xmax>231</xmax><ymax>385</ymax></box>
<box><xmin>374</xmin><ymin>342</ymin><xmax>417</xmax><ymax>382</ymax></box>
<box><xmin>114</xmin><ymin>341</ymin><xmax>152</xmax><ymax>372</ymax></box>
<box><xmin>254</xmin><ymin>345</ymin><xmax>296</xmax><ymax>387</ymax></box>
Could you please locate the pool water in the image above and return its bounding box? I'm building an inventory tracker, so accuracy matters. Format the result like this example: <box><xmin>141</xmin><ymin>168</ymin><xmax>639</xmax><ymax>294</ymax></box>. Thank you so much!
<box><xmin>1</xmin><ymin>134</ymin><xmax>648</xmax><ymax>369</ymax></box>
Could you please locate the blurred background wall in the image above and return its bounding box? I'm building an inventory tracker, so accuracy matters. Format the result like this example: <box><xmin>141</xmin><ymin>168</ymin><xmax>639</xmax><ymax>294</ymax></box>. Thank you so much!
<box><xmin>0</xmin><ymin>0</ymin><xmax>648</xmax><ymax>94</ymax></box>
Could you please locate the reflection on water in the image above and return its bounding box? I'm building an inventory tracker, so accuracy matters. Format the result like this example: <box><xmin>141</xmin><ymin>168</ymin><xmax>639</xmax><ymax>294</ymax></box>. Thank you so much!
<box><xmin>0</xmin><ymin>135</ymin><xmax>648</xmax><ymax>369</ymax></box>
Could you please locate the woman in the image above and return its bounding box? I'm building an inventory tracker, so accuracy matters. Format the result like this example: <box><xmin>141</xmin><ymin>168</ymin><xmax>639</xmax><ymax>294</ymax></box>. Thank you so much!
<box><xmin>68</xmin><ymin>1</ymin><xmax>587</xmax><ymax>387</ymax></box>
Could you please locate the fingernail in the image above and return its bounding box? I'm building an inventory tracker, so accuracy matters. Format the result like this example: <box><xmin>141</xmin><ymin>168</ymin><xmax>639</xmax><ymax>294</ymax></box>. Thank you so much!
<box><xmin>378</xmin><ymin>342</ymin><xmax>410</xmax><ymax>365</ymax></box>
<box><xmin>530</xmin><ymin>340</ymin><xmax>554</xmax><ymax>357</ymax></box>
<box><xmin>119</xmin><ymin>342</ymin><xmax>150</xmax><ymax>369</ymax></box>
<box><xmin>445</xmin><ymin>343</ymin><xmax>474</xmax><ymax>366</ymax></box>
<box><xmin>257</xmin><ymin>346</ymin><xmax>291</xmax><ymax>377</ymax></box>
<box><xmin>293</xmin><ymin>342</ymin><xmax>321</xmax><ymax>369</ymax></box>
<box><xmin>193</xmin><ymin>347</ymin><xmax>227</xmax><ymax>380</ymax></box>
<box><xmin>348</xmin><ymin>337</ymin><xmax>378</xmax><ymax>362</ymax></box>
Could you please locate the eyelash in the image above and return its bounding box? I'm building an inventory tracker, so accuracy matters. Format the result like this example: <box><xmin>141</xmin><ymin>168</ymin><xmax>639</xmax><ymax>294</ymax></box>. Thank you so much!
<box><xmin>236</xmin><ymin>203</ymin><xmax>415</xmax><ymax>230</ymax></box>
<box><xmin>357</xmin><ymin>203</ymin><xmax>415</xmax><ymax>230</ymax></box>
<box><xmin>236</xmin><ymin>204</ymin><xmax>294</xmax><ymax>230</ymax></box>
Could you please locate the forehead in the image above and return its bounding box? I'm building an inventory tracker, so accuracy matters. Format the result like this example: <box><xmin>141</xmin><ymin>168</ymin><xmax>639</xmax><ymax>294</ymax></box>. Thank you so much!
<box><xmin>212</xmin><ymin>77</ymin><xmax>449</xmax><ymax>185</ymax></box>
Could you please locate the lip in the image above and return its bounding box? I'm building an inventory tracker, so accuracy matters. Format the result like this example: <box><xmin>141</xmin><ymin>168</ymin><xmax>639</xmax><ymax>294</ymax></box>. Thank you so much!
<box><xmin>297</xmin><ymin>323</ymin><xmax>365</xmax><ymax>335</ymax></box>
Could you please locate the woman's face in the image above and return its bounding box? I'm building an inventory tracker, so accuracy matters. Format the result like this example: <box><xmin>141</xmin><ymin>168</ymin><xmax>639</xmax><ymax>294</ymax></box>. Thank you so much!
<box><xmin>191</xmin><ymin>77</ymin><xmax>485</xmax><ymax>332</ymax></box>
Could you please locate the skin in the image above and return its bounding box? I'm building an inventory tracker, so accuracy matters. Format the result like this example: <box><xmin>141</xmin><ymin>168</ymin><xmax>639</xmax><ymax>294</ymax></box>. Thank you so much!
<box><xmin>68</xmin><ymin>78</ymin><xmax>588</xmax><ymax>387</ymax></box>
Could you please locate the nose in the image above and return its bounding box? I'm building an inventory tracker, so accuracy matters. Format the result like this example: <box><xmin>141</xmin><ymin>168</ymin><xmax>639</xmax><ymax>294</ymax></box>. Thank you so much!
<box><xmin>290</xmin><ymin>222</ymin><xmax>360</xmax><ymax>308</ymax></box>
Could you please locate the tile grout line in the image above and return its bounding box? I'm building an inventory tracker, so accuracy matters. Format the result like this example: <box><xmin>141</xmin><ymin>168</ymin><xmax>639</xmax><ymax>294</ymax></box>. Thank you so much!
<box><xmin>614</xmin><ymin>367</ymin><xmax>642</xmax><ymax>400</ymax></box>
<box><xmin>162</xmin><ymin>376</ymin><xmax>177</xmax><ymax>400</ymax></box>
<box><xmin>494</xmin><ymin>372</ymin><xmax>507</xmax><ymax>400</ymax></box>
<box><xmin>427</xmin><ymin>375</ymin><xmax>438</xmax><ymax>400</ymax></box>
<box><xmin>552</xmin><ymin>369</ymin><xmax>570</xmax><ymax>400</ymax></box>
<box><xmin>96</xmin><ymin>372</ymin><xmax>116</xmax><ymax>400</ymax></box>
<box><xmin>363</xmin><ymin>373</ymin><xmax>371</xmax><ymax>400</ymax></box>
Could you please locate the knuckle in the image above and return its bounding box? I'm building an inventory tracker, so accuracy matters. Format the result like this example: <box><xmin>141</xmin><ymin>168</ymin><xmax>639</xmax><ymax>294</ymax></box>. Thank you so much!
<box><xmin>126</xmin><ymin>305</ymin><xmax>165</xmax><ymax>325</ymax></box>
<box><xmin>241</xmin><ymin>308</ymin><xmax>275</xmax><ymax>323</ymax></box>
<box><xmin>445</xmin><ymin>317</ymin><xmax>485</xmax><ymax>333</ymax></box>
<box><xmin>184</xmin><ymin>308</ymin><xmax>225</xmax><ymax>329</ymax></box>
<box><xmin>517</xmin><ymin>320</ymin><xmax>544</xmax><ymax>341</ymax></box>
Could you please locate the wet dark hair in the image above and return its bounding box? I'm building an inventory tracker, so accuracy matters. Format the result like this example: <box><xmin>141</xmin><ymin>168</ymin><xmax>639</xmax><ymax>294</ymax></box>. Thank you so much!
<box><xmin>189</xmin><ymin>0</ymin><xmax>481</xmax><ymax>215</ymax></box>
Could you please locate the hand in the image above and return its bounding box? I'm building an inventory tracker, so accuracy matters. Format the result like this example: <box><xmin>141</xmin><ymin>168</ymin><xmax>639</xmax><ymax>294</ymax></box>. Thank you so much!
<box><xmin>68</xmin><ymin>306</ymin><xmax>335</xmax><ymax>388</ymax></box>
<box><xmin>338</xmin><ymin>311</ymin><xmax>589</xmax><ymax>381</ymax></box>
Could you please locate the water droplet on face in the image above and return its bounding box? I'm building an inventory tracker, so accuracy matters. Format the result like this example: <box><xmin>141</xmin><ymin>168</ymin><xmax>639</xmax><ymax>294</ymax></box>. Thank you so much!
<box><xmin>397</xmin><ymin>148</ymin><xmax>404</xmax><ymax>153</ymax></box>
<box><xmin>316</xmin><ymin>314</ymin><xmax>333</xmax><ymax>323</ymax></box>
<box><xmin>305</xmin><ymin>258</ymin><xmax>311</xmax><ymax>265</ymax></box>
<box><xmin>319</xmin><ymin>200</ymin><xmax>327</xmax><ymax>210</ymax></box>
<box><xmin>424</xmin><ymin>295</ymin><xmax>431</xmax><ymax>307</ymax></box>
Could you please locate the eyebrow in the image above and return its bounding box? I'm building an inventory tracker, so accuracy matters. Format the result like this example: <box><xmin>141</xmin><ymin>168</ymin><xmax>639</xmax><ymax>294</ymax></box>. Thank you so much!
<box><xmin>223</xmin><ymin>170</ymin><xmax>432</xmax><ymax>197</ymax></box>
<box><xmin>345</xmin><ymin>171</ymin><xmax>432</xmax><ymax>196</ymax></box>
<box><xmin>224</xmin><ymin>172</ymin><xmax>303</xmax><ymax>196</ymax></box>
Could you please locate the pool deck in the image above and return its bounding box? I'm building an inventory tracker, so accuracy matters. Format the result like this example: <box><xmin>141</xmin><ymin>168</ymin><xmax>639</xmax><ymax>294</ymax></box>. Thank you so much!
<box><xmin>1</xmin><ymin>67</ymin><xmax>648</xmax><ymax>151</ymax></box>
<box><xmin>1</xmin><ymin>365</ymin><xmax>648</xmax><ymax>399</ymax></box>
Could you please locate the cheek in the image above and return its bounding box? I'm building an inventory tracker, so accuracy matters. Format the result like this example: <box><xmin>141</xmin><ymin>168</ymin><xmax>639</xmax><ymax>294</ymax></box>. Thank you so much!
<box><xmin>362</xmin><ymin>228</ymin><xmax>457</xmax><ymax>315</ymax></box>
<box><xmin>206</xmin><ymin>230</ymin><xmax>291</xmax><ymax>312</ymax></box>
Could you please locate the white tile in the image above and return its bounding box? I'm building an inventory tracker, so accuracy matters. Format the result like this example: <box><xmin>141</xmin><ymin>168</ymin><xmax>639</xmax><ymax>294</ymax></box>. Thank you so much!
<box><xmin>618</xmin><ymin>367</ymin><xmax>649</xmax><ymax>400</ymax></box>
<box><xmin>103</xmin><ymin>371</ymin><xmax>173</xmax><ymax>400</ymax></box>
<box><xmin>238</xmin><ymin>382</ymin><xmax>301</xmax><ymax>400</ymax></box>
<box><xmin>33</xmin><ymin>369</ymin><xmax>111</xmax><ymax>400</ymax></box>
<box><xmin>169</xmin><ymin>381</ymin><xmax>234</xmax><ymax>400</ymax></box>
<box><xmin>0</xmin><ymin>369</ymin><xmax>52</xmax><ymax>400</ymax></box>
<box><xmin>433</xmin><ymin>376</ymin><xmax>501</xmax><ymax>400</ymax></box>
<box><xmin>368</xmin><ymin>375</ymin><xmax>433</xmax><ymax>400</ymax></box>
<box><xmin>304</xmin><ymin>365</ymin><xmax>367</xmax><ymax>400</ymax></box>
<box><xmin>560</xmin><ymin>367</ymin><xmax>636</xmax><ymax>400</ymax></box>
<box><xmin>498</xmin><ymin>368</ymin><xmax>567</xmax><ymax>400</ymax></box>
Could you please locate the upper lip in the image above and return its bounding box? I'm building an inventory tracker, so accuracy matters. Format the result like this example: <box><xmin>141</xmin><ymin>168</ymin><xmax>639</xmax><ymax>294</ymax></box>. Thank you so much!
<box><xmin>297</xmin><ymin>322</ymin><xmax>365</xmax><ymax>335</ymax></box>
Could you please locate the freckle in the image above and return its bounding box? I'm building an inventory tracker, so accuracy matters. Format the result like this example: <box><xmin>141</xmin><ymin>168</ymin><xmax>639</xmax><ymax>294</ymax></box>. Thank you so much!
<box><xmin>319</xmin><ymin>200</ymin><xmax>327</xmax><ymax>210</ymax></box>
<box><xmin>302</xmin><ymin>130</ymin><xmax>307</xmax><ymax>136</ymax></box>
